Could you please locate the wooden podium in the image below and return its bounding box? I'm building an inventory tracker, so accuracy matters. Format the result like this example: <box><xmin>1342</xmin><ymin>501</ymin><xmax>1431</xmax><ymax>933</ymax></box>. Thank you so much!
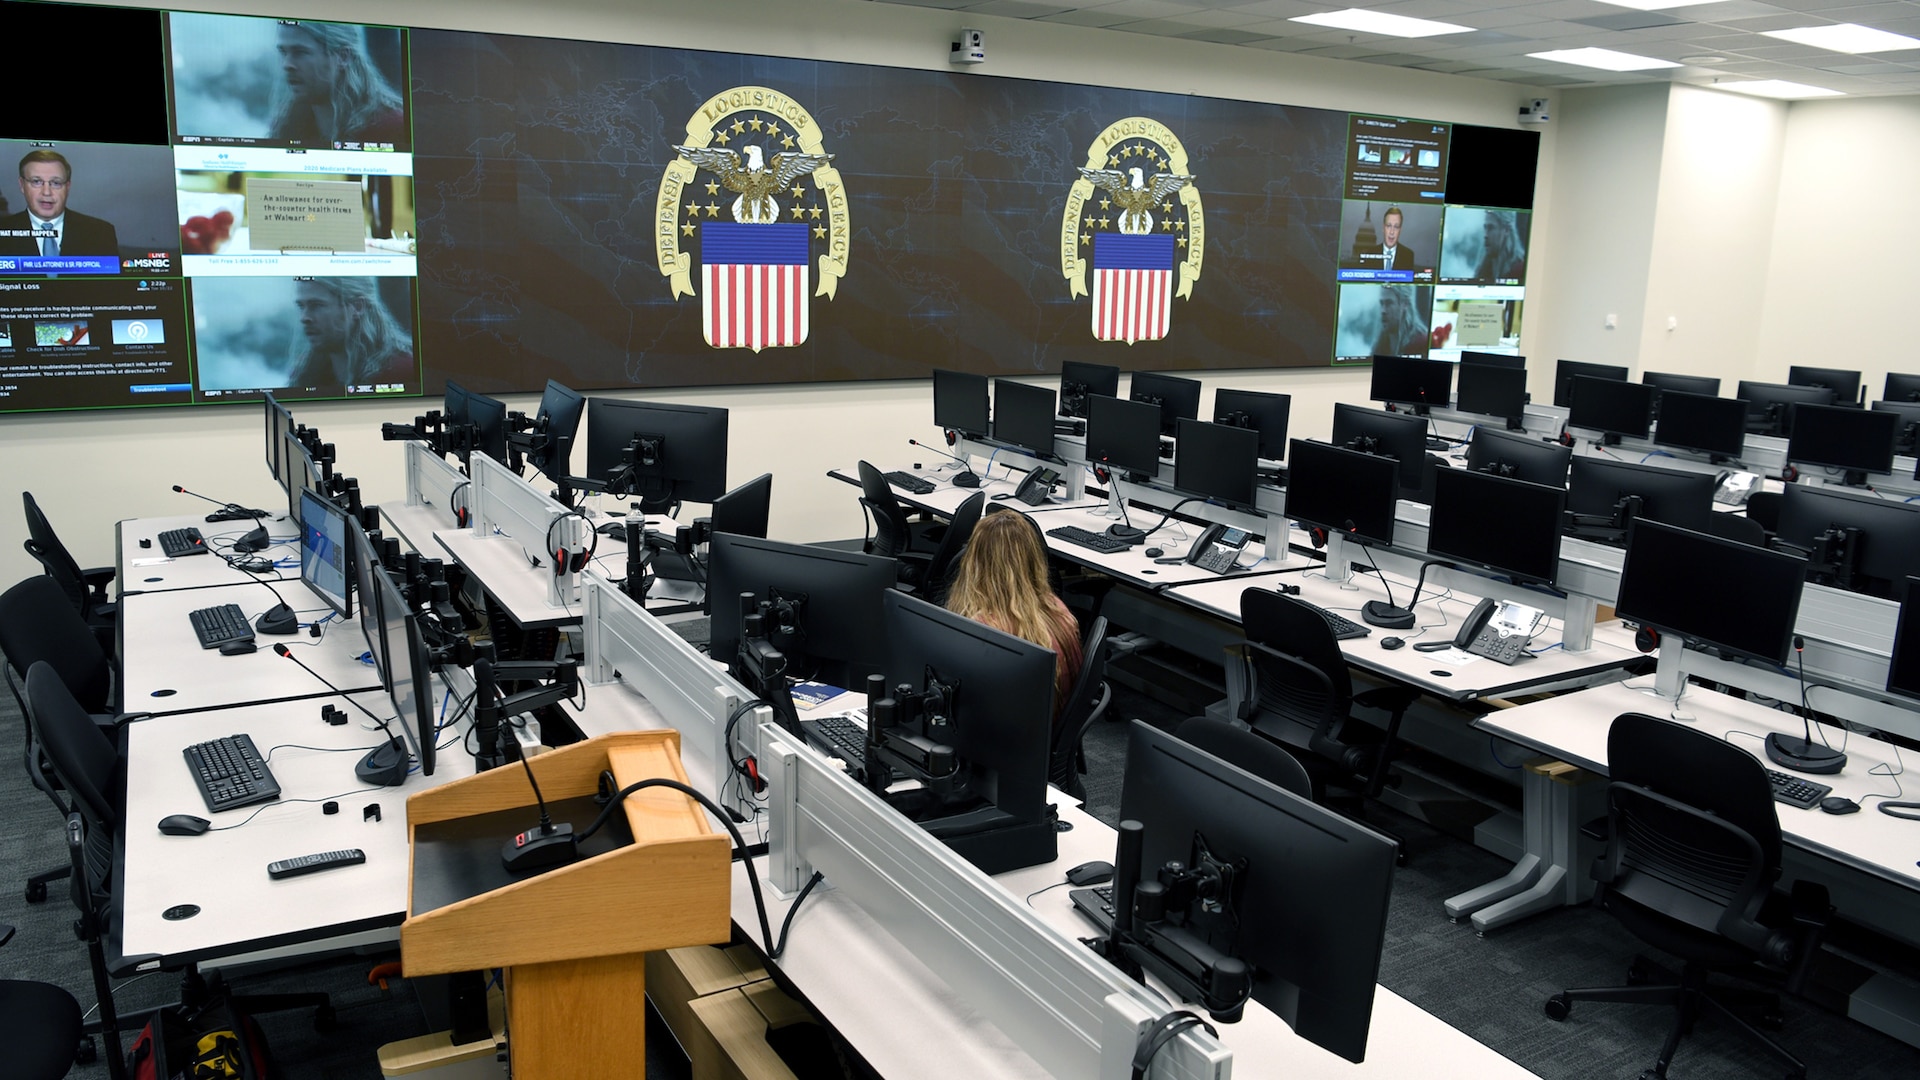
<box><xmin>402</xmin><ymin>731</ymin><xmax>732</xmax><ymax>1076</ymax></box>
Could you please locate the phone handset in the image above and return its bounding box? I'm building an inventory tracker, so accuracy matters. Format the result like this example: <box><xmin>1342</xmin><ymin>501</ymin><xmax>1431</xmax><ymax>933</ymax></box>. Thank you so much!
<box><xmin>1185</xmin><ymin>523</ymin><xmax>1251</xmax><ymax>574</ymax></box>
<box><xmin>1453</xmin><ymin>598</ymin><xmax>1544</xmax><ymax>665</ymax></box>
<box><xmin>1012</xmin><ymin>466</ymin><xmax>1061</xmax><ymax>506</ymax></box>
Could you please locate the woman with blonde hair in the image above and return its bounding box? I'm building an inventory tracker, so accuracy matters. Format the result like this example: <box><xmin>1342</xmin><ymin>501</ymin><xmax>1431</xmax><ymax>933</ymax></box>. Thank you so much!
<box><xmin>944</xmin><ymin>509</ymin><xmax>1083</xmax><ymax>717</ymax></box>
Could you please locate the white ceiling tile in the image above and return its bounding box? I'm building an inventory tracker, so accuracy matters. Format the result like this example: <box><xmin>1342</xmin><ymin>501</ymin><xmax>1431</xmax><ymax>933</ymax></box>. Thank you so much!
<box><xmin>1034</xmin><ymin>7</ymin><xmax>1145</xmax><ymax>24</ymax></box>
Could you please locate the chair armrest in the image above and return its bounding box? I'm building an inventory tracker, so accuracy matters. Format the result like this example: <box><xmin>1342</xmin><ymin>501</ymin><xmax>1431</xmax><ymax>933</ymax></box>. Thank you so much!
<box><xmin>83</xmin><ymin>566</ymin><xmax>116</xmax><ymax>588</ymax></box>
<box><xmin>1354</xmin><ymin>685</ymin><xmax>1421</xmax><ymax>716</ymax></box>
<box><xmin>1579</xmin><ymin>816</ymin><xmax>1610</xmax><ymax>844</ymax></box>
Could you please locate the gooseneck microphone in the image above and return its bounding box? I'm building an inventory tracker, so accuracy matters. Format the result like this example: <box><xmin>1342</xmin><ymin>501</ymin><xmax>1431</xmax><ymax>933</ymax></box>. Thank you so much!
<box><xmin>172</xmin><ymin>484</ymin><xmax>268</xmax><ymax>523</ymax></box>
<box><xmin>908</xmin><ymin>439</ymin><xmax>981</xmax><ymax>488</ymax></box>
<box><xmin>1766</xmin><ymin>635</ymin><xmax>1847</xmax><ymax>775</ymax></box>
<box><xmin>479</xmin><ymin>656</ymin><xmax>579</xmax><ymax>873</ymax></box>
<box><xmin>271</xmin><ymin>643</ymin><xmax>409</xmax><ymax>785</ymax></box>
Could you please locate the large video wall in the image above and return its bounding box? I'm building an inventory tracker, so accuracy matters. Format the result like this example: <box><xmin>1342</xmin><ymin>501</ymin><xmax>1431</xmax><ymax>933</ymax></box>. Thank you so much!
<box><xmin>0</xmin><ymin>0</ymin><xmax>1536</xmax><ymax>414</ymax></box>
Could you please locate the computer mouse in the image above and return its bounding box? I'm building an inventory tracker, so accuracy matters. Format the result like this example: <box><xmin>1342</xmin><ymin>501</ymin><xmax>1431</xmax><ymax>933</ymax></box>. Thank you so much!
<box><xmin>219</xmin><ymin>640</ymin><xmax>257</xmax><ymax>656</ymax></box>
<box><xmin>1380</xmin><ymin>637</ymin><xmax>1406</xmax><ymax>651</ymax></box>
<box><xmin>1066</xmin><ymin>860</ymin><xmax>1114</xmax><ymax>887</ymax></box>
<box><xmin>1144</xmin><ymin>548</ymin><xmax>1163</xmax><ymax>558</ymax></box>
<box><xmin>158</xmin><ymin>814</ymin><xmax>212</xmax><ymax>836</ymax></box>
<box><xmin>1819</xmin><ymin>796</ymin><xmax>1861</xmax><ymax>815</ymax></box>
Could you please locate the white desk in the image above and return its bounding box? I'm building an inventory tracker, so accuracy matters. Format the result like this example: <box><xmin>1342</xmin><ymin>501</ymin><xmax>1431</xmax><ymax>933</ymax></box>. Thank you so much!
<box><xmin>116</xmin><ymin>512</ymin><xmax>302</xmax><ymax>596</ymax></box>
<box><xmin>829</xmin><ymin>462</ymin><xmax>1105</xmax><ymax>518</ymax></box>
<box><xmin>379</xmin><ymin>501</ymin><xmax>457</xmax><ymax>555</ymax></box>
<box><xmin>115</xmin><ymin>697</ymin><xmax>472</xmax><ymax>972</ymax></box>
<box><xmin>432</xmin><ymin>526</ymin><xmax>581</xmax><ymax>629</ymax></box>
<box><xmin>1031</xmin><ymin>505</ymin><xmax>1290</xmax><ymax>589</ymax></box>
<box><xmin>120</xmin><ymin>581</ymin><xmax>384</xmax><ymax>715</ymax></box>
<box><xmin>1164</xmin><ymin>567</ymin><xmax>1642</xmax><ymax>703</ymax></box>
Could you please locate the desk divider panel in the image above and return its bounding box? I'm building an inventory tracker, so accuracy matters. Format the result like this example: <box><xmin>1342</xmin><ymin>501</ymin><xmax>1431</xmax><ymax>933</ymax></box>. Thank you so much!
<box><xmin>1109</xmin><ymin>475</ymin><xmax>1288</xmax><ymax>563</ymax></box>
<box><xmin>954</xmin><ymin>436</ymin><xmax>1089</xmax><ymax>501</ymax></box>
<box><xmin>403</xmin><ymin>440</ymin><xmax>468</xmax><ymax>528</ymax></box>
<box><xmin>761</xmin><ymin>731</ymin><xmax>1231</xmax><ymax>1080</ymax></box>
<box><xmin>467</xmin><ymin>453</ymin><xmax>581</xmax><ymax>608</ymax></box>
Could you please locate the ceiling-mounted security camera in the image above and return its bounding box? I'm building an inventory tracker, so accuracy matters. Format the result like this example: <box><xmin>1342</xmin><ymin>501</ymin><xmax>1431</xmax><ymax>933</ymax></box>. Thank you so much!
<box><xmin>951</xmin><ymin>28</ymin><xmax>985</xmax><ymax>65</ymax></box>
<box><xmin>1518</xmin><ymin>98</ymin><xmax>1550</xmax><ymax>125</ymax></box>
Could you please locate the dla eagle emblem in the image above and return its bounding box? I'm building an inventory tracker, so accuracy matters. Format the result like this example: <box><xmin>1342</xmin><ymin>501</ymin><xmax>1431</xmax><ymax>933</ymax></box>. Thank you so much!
<box><xmin>1061</xmin><ymin>118</ymin><xmax>1205</xmax><ymax>344</ymax></box>
<box><xmin>656</xmin><ymin>87</ymin><xmax>850</xmax><ymax>352</ymax></box>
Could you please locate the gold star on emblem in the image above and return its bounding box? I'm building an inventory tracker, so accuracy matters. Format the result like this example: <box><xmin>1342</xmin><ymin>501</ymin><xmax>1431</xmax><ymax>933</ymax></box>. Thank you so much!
<box><xmin>682</xmin><ymin>222</ymin><xmax>696</xmax><ymax>237</ymax></box>
<box><xmin>1161</xmin><ymin>219</ymin><xmax>1172</xmax><ymax>231</ymax></box>
<box><xmin>791</xmin><ymin>185</ymin><xmax>805</xmax><ymax>199</ymax></box>
<box><xmin>687</xmin><ymin>203</ymin><xmax>700</xmax><ymax>219</ymax></box>
<box><xmin>1147</xmin><ymin>149</ymin><xmax>1160</xmax><ymax>163</ymax></box>
<box><xmin>1097</xmin><ymin>216</ymin><xmax>1111</xmax><ymax>229</ymax></box>
<box><xmin>705</xmin><ymin>202</ymin><xmax>721</xmax><ymax>218</ymax></box>
<box><xmin>767</xmin><ymin>124</ymin><xmax>782</xmax><ymax>139</ymax></box>
<box><xmin>749</xmin><ymin>117</ymin><xmax>764</xmax><ymax>132</ymax></box>
<box><xmin>1162</xmin><ymin>201</ymin><xmax>1173</xmax><ymax>213</ymax></box>
<box><xmin>809</xmin><ymin>205</ymin><xmax>823</xmax><ymax>220</ymax></box>
<box><xmin>1177</xmin><ymin>237</ymin><xmax>1188</xmax><ymax>250</ymax></box>
<box><xmin>812</xmin><ymin>224</ymin><xmax>827</xmax><ymax>239</ymax></box>
<box><xmin>1176</xmin><ymin>221</ymin><xmax>1186</xmax><ymax>232</ymax></box>
<box><xmin>706</xmin><ymin>181</ymin><xmax>719</xmax><ymax>196</ymax></box>
<box><xmin>782</xmin><ymin>135</ymin><xmax>795</xmax><ymax>149</ymax></box>
<box><xmin>1108</xmin><ymin>154</ymin><xmax>1120</xmax><ymax>167</ymax></box>
<box><xmin>730</xmin><ymin>119</ymin><xmax>746</xmax><ymax>134</ymax></box>
<box><xmin>1099</xmin><ymin>198</ymin><xmax>1111</xmax><ymax>211</ymax></box>
<box><xmin>792</xmin><ymin>205</ymin><xmax>806</xmax><ymax>220</ymax></box>
<box><xmin>714</xmin><ymin>130</ymin><xmax>730</xmax><ymax>146</ymax></box>
<box><xmin>1081</xmin><ymin>232</ymin><xmax>1091</xmax><ymax>247</ymax></box>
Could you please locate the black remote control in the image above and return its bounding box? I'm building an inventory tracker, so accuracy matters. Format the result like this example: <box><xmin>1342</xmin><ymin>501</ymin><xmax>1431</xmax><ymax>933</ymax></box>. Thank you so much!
<box><xmin>267</xmin><ymin>849</ymin><xmax>366</xmax><ymax>879</ymax></box>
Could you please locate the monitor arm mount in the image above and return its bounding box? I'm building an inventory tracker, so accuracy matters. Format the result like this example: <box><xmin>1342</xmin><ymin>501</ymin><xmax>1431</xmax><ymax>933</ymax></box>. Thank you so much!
<box><xmin>1097</xmin><ymin>820</ymin><xmax>1255</xmax><ymax>1023</ymax></box>
<box><xmin>1564</xmin><ymin>494</ymin><xmax>1642</xmax><ymax>539</ymax></box>
<box><xmin>735</xmin><ymin>591</ymin><xmax>810</xmax><ymax>733</ymax></box>
<box><xmin>472</xmin><ymin>653</ymin><xmax>581</xmax><ymax>772</ymax></box>
<box><xmin>862</xmin><ymin>672</ymin><xmax>966</xmax><ymax>807</ymax></box>
<box><xmin>1773</xmin><ymin>524</ymin><xmax>1859</xmax><ymax>591</ymax></box>
<box><xmin>381</xmin><ymin>409</ymin><xmax>450</xmax><ymax>457</ymax></box>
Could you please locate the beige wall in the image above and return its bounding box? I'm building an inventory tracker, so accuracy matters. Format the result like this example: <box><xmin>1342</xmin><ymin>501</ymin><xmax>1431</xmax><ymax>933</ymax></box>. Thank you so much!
<box><xmin>1</xmin><ymin>0</ymin><xmax>1546</xmax><ymax>586</ymax></box>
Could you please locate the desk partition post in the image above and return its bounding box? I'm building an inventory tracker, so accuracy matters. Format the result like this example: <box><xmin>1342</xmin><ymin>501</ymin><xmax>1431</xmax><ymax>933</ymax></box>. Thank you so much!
<box><xmin>1560</xmin><ymin>596</ymin><xmax>1596</xmax><ymax>653</ymax></box>
<box><xmin>1262</xmin><ymin>513</ymin><xmax>1288</xmax><ymax>564</ymax></box>
<box><xmin>469</xmin><ymin>454</ymin><xmax>572</xmax><ymax>608</ymax></box>
<box><xmin>1322</xmin><ymin>530</ymin><xmax>1354</xmax><ymax>583</ymax></box>
<box><xmin>1653</xmin><ymin>642</ymin><xmax>1690</xmax><ymax>706</ymax></box>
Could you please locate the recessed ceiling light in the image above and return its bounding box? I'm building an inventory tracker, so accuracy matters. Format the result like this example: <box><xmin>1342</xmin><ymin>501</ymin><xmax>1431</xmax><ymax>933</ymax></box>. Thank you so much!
<box><xmin>1716</xmin><ymin>79</ymin><xmax>1844</xmax><ymax>99</ymax></box>
<box><xmin>1527</xmin><ymin>47</ymin><xmax>1682</xmax><ymax>72</ymax></box>
<box><xmin>1288</xmin><ymin>9</ymin><xmax>1473</xmax><ymax>38</ymax></box>
<box><xmin>1680</xmin><ymin>55</ymin><xmax>1728</xmax><ymax>65</ymax></box>
<box><xmin>1761</xmin><ymin>23</ymin><xmax>1920</xmax><ymax>54</ymax></box>
<box><xmin>1593</xmin><ymin>0</ymin><xmax>1721</xmax><ymax>9</ymax></box>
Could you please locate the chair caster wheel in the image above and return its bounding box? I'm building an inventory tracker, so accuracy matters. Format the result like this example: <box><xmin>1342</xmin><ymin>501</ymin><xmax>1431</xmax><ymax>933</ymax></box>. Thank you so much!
<box><xmin>25</xmin><ymin>880</ymin><xmax>47</xmax><ymax>903</ymax></box>
<box><xmin>75</xmin><ymin>1036</ymin><xmax>97</xmax><ymax>1065</ymax></box>
<box><xmin>1544</xmin><ymin>994</ymin><xmax>1571</xmax><ymax>1021</ymax></box>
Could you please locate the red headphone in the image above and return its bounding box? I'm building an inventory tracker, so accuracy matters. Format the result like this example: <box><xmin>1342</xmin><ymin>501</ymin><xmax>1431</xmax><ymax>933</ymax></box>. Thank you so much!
<box><xmin>1634</xmin><ymin>624</ymin><xmax>1660</xmax><ymax>653</ymax></box>
<box><xmin>546</xmin><ymin>511</ymin><xmax>597</xmax><ymax>577</ymax></box>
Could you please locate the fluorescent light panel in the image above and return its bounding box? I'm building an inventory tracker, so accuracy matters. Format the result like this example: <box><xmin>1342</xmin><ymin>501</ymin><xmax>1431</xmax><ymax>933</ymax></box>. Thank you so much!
<box><xmin>1717</xmin><ymin>79</ymin><xmax>1844</xmax><ymax>99</ymax></box>
<box><xmin>1288</xmin><ymin>9</ymin><xmax>1472</xmax><ymax>38</ymax></box>
<box><xmin>1528</xmin><ymin>47</ymin><xmax>1681</xmax><ymax>72</ymax></box>
<box><xmin>1761</xmin><ymin>23</ymin><xmax>1920</xmax><ymax>54</ymax></box>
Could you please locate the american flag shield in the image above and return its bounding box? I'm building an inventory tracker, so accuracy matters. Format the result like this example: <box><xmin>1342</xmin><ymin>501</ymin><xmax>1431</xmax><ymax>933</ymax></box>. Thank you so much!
<box><xmin>701</xmin><ymin>222</ymin><xmax>810</xmax><ymax>351</ymax></box>
<box><xmin>1091</xmin><ymin>234</ymin><xmax>1176</xmax><ymax>344</ymax></box>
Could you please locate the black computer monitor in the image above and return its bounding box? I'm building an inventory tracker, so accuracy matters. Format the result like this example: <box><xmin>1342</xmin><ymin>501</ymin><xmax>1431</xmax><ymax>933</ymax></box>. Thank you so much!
<box><xmin>1775</xmin><ymin>483</ymin><xmax>1920</xmax><ymax>598</ymax></box>
<box><xmin>1884</xmin><ymin>372</ymin><xmax>1920</xmax><ymax>403</ymax></box>
<box><xmin>583</xmin><ymin>398</ymin><xmax>730</xmax><ymax>505</ymax></box>
<box><xmin>1566</xmin><ymin>457</ymin><xmax>1715</xmax><ymax>535</ymax></box>
<box><xmin>1788</xmin><ymin>365</ymin><xmax>1862</xmax><ymax>406</ymax></box>
<box><xmin>264</xmin><ymin>393</ymin><xmax>293</xmax><ymax>484</ymax></box>
<box><xmin>298</xmin><ymin>488</ymin><xmax>353</xmax><ymax>620</ymax></box>
<box><xmin>1786</xmin><ymin>403</ymin><xmax>1898</xmax><ymax>485</ymax></box>
<box><xmin>1107</xmin><ymin>721</ymin><xmax>1396</xmax><ymax>1062</ymax></box>
<box><xmin>710</xmin><ymin>473</ymin><xmax>773</xmax><ymax>540</ymax></box>
<box><xmin>1871</xmin><ymin>400</ymin><xmax>1920</xmax><ymax>455</ymax></box>
<box><xmin>1085</xmin><ymin>394</ymin><xmax>1164</xmax><ymax>476</ymax></box>
<box><xmin>1652</xmin><ymin>390</ymin><xmax>1748</xmax><ymax>461</ymax></box>
<box><xmin>873</xmin><ymin>590</ymin><xmax>1057</xmax><ymax>873</ymax></box>
<box><xmin>1129</xmin><ymin>372</ymin><xmax>1202</xmax><ymax>437</ymax></box>
<box><xmin>1427</xmin><ymin>469</ymin><xmax>1565</xmax><ymax>587</ymax></box>
<box><xmin>933</xmin><ymin>369</ymin><xmax>990</xmax><ymax>439</ymax></box>
<box><xmin>1211</xmin><ymin>389</ymin><xmax>1291</xmax><ymax>462</ymax></box>
<box><xmin>1641</xmin><ymin>371</ymin><xmax>1721</xmax><ymax>398</ymax></box>
<box><xmin>528</xmin><ymin>380</ymin><xmax>586</xmax><ymax>481</ymax></box>
<box><xmin>1886</xmin><ymin>578</ymin><xmax>1920</xmax><ymax>701</ymax></box>
<box><xmin>990</xmin><ymin>379</ymin><xmax>1059</xmax><ymax>461</ymax></box>
<box><xmin>1060</xmin><ymin>361</ymin><xmax>1120</xmax><ymax>419</ymax></box>
<box><xmin>1330</xmin><ymin>402</ymin><xmax>1426</xmax><ymax>495</ymax></box>
<box><xmin>1737</xmin><ymin>381</ymin><xmax>1836</xmax><ymax>437</ymax></box>
<box><xmin>1615</xmin><ymin>519</ymin><xmax>1806</xmax><ymax>666</ymax></box>
<box><xmin>1454</xmin><ymin>362</ymin><xmax>1527</xmax><ymax>426</ymax></box>
<box><xmin>444</xmin><ymin>380</ymin><xmax>509</xmax><ymax>464</ymax></box>
<box><xmin>1173</xmin><ymin>420</ymin><xmax>1258</xmax><ymax>510</ymax></box>
<box><xmin>373</xmin><ymin>554</ymin><xmax>434</xmax><ymax>778</ymax></box>
<box><xmin>1285</xmin><ymin>439</ymin><xmax>1398</xmax><ymax>547</ymax></box>
<box><xmin>349</xmin><ymin>515</ymin><xmax>386</xmax><ymax>683</ymax></box>
<box><xmin>707</xmin><ymin>534</ymin><xmax>894</xmax><ymax>688</ymax></box>
<box><xmin>1459</xmin><ymin>350</ymin><xmax>1525</xmax><ymax>370</ymax></box>
<box><xmin>1552</xmin><ymin>360</ymin><xmax>1628</xmax><ymax>408</ymax></box>
<box><xmin>1567</xmin><ymin>376</ymin><xmax>1654</xmax><ymax>443</ymax></box>
<box><xmin>1368</xmin><ymin>355</ymin><xmax>1453</xmax><ymax>415</ymax></box>
<box><xmin>278</xmin><ymin>428</ymin><xmax>313</xmax><ymax>519</ymax></box>
<box><xmin>1465</xmin><ymin>427</ymin><xmax>1569</xmax><ymax>488</ymax></box>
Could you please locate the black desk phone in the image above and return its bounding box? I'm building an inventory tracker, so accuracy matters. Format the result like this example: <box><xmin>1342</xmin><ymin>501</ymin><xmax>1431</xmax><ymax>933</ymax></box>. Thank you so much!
<box><xmin>1013</xmin><ymin>467</ymin><xmax>1061</xmax><ymax>506</ymax></box>
<box><xmin>1186</xmin><ymin>524</ymin><xmax>1251</xmax><ymax>574</ymax></box>
<box><xmin>1453</xmin><ymin>598</ymin><xmax>1544</xmax><ymax>665</ymax></box>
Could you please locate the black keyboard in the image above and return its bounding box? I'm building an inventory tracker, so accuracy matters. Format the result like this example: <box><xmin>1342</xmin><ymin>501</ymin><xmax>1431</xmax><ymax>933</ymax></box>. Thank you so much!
<box><xmin>1047</xmin><ymin>525</ymin><xmax>1131</xmax><ymax>554</ymax></box>
<box><xmin>1070</xmin><ymin>883</ymin><xmax>1117</xmax><ymax>933</ymax></box>
<box><xmin>1768</xmin><ymin>769</ymin><xmax>1832</xmax><ymax>810</ymax></box>
<box><xmin>159</xmin><ymin>527</ymin><xmax>208</xmax><ymax>558</ymax></box>
<box><xmin>803</xmin><ymin>714</ymin><xmax>869</xmax><ymax>764</ymax></box>
<box><xmin>884</xmin><ymin>471</ymin><xmax>937</xmax><ymax>495</ymax></box>
<box><xmin>1300</xmin><ymin>602</ymin><xmax>1369</xmax><ymax>640</ymax></box>
<box><xmin>184</xmin><ymin>733</ymin><xmax>281</xmax><ymax>813</ymax></box>
<box><xmin>189</xmin><ymin>603</ymin><xmax>255</xmax><ymax>649</ymax></box>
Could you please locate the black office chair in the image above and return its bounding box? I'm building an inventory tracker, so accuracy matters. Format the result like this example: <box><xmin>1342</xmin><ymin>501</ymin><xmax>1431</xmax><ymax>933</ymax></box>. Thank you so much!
<box><xmin>1545</xmin><ymin>712</ymin><xmax>1831</xmax><ymax>1080</ymax></box>
<box><xmin>1225</xmin><ymin>589</ymin><xmax>1418</xmax><ymax>857</ymax></box>
<box><xmin>856</xmin><ymin>461</ymin><xmax>944</xmax><ymax>559</ymax></box>
<box><xmin>1745</xmin><ymin>490</ymin><xmax>1784</xmax><ymax>535</ymax></box>
<box><xmin>899</xmin><ymin>491</ymin><xmax>984</xmax><ymax>599</ymax></box>
<box><xmin>1172</xmin><ymin>716</ymin><xmax>1313</xmax><ymax>802</ymax></box>
<box><xmin>1698</xmin><ymin>511</ymin><xmax>1768</xmax><ymax>547</ymax></box>
<box><xmin>22</xmin><ymin>492</ymin><xmax>116</xmax><ymax>658</ymax></box>
<box><xmin>1047</xmin><ymin>616</ymin><xmax>1111</xmax><ymax>800</ymax></box>
<box><xmin>25</xmin><ymin>663</ymin><xmax>333</xmax><ymax>1076</ymax></box>
<box><xmin>0</xmin><ymin>576</ymin><xmax>121</xmax><ymax>905</ymax></box>
<box><xmin>0</xmin><ymin>924</ymin><xmax>83</xmax><ymax>1080</ymax></box>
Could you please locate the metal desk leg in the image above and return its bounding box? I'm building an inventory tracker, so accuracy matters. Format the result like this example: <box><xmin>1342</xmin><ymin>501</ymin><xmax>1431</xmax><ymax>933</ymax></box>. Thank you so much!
<box><xmin>1444</xmin><ymin>757</ymin><xmax>1602</xmax><ymax>935</ymax></box>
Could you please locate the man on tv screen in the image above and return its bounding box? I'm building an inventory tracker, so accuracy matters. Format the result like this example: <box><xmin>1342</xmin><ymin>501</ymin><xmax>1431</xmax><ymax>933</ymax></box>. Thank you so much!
<box><xmin>272</xmin><ymin>22</ymin><xmax>406</xmax><ymax>148</ymax></box>
<box><xmin>1370</xmin><ymin>206</ymin><xmax>1415</xmax><ymax>271</ymax></box>
<box><xmin>289</xmin><ymin>277</ymin><xmax>414</xmax><ymax>391</ymax></box>
<box><xmin>1375</xmin><ymin>284</ymin><xmax>1429</xmax><ymax>357</ymax></box>
<box><xmin>0</xmin><ymin>150</ymin><xmax>120</xmax><ymax>258</ymax></box>
<box><xmin>1479</xmin><ymin>209</ymin><xmax>1527</xmax><ymax>283</ymax></box>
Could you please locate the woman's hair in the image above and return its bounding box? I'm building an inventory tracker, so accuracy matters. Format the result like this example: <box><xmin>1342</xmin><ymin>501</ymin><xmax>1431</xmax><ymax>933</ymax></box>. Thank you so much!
<box><xmin>946</xmin><ymin>511</ymin><xmax>1077</xmax><ymax>661</ymax></box>
<box><xmin>270</xmin><ymin>23</ymin><xmax>404</xmax><ymax>143</ymax></box>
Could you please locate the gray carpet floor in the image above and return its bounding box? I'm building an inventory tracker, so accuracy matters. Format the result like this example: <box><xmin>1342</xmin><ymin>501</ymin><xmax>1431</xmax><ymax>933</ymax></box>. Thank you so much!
<box><xmin>7</xmin><ymin>632</ymin><xmax>1920</xmax><ymax>1078</ymax></box>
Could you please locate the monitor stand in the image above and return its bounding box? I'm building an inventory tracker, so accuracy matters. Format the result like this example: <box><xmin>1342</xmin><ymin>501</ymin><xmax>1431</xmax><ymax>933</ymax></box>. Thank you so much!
<box><xmin>914</xmin><ymin>802</ymin><xmax>1059</xmax><ymax>875</ymax></box>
